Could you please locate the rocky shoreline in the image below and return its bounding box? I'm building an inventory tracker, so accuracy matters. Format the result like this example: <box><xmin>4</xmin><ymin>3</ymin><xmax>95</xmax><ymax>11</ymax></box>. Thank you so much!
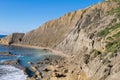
<box><xmin>27</xmin><ymin>55</ymin><xmax>81</xmax><ymax>80</ymax></box>
<box><xmin>0</xmin><ymin>50</ymin><xmax>76</xmax><ymax>80</ymax></box>
<box><xmin>0</xmin><ymin>51</ymin><xmax>32</xmax><ymax>78</ymax></box>
<box><xmin>0</xmin><ymin>53</ymin><xmax>76</xmax><ymax>80</ymax></box>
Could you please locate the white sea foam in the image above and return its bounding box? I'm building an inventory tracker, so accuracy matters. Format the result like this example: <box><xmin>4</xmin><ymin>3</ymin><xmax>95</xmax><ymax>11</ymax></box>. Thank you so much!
<box><xmin>17</xmin><ymin>55</ymin><xmax>24</xmax><ymax>58</ymax></box>
<box><xmin>0</xmin><ymin>65</ymin><xmax>27</xmax><ymax>80</ymax></box>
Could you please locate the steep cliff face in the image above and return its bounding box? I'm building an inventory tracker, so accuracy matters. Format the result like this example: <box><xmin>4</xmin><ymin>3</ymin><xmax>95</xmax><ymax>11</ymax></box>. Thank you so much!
<box><xmin>21</xmin><ymin>10</ymin><xmax>83</xmax><ymax>48</ymax></box>
<box><xmin>21</xmin><ymin>2</ymin><xmax>118</xmax><ymax>55</ymax></box>
<box><xmin>1</xmin><ymin>1</ymin><xmax>120</xmax><ymax>80</ymax></box>
<box><xmin>55</xmin><ymin>2</ymin><xmax>119</xmax><ymax>55</ymax></box>
<box><xmin>0</xmin><ymin>33</ymin><xmax>24</xmax><ymax>45</ymax></box>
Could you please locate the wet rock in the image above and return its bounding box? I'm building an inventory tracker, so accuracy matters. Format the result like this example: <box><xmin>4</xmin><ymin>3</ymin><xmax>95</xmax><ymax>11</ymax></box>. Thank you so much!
<box><xmin>44</xmin><ymin>57</ymin><xmax>50</xmax><ymax>61</ymax></box>
<box><xmin>0</xmin><ymin>52</ymin><xmax>13</xmax><ymax>56</ymax></box>
<box><xmin>30</xmin><ymin>66</ymin><xmax>37</xmax><ymax>72</ymax></box>
<box><xmin>27</xmin><ymin>77</ymin><xmax>36</xmax><ymax>80</ymax></box>
<box><xmin>28</xmin><ymin>62</ymin><xmax>32</xmax><ymax>65</ymax></box>
<box><xmin>30</xmin><ymin>66</ymin><xmax>43</xmax><ymax>79</ymax></box>
<box><xmin>1</xmin><ymin>59</ymin><xmax>19</xmax><ymax>65</ymax></box>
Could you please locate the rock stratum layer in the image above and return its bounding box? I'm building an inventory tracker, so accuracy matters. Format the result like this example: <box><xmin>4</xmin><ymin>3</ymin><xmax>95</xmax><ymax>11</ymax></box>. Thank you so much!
<box><xmin>1</xmin><ymin>1</ymin><xmax>120</xmax><ymax>80</ymax></box>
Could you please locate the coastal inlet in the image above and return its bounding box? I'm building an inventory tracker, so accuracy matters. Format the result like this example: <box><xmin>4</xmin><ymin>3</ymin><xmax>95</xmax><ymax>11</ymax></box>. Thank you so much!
<box><xmin>0</xmin><ymin>44</ymin><xmax>54</xmax><ymax>80</ymax></box>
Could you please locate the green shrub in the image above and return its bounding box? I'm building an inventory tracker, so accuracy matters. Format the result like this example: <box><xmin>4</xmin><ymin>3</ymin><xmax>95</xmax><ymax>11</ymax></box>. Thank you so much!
<box><xmin>91</xmin><ymin>49</ymin><xmax>102</xmax><ymax>58</ymax></box>
<box><xmin>113</xmin><ymin>31</ymin><xmax>120</xmax><ymax>38</ymax></box>
<box><xmin>107</xmin><ymin>7</ymin><xmax>120</xmax><ymax>15</ymax></box>
<box><xmin>98</xmin><ymin>23</ymin><xmax>120</xmax><ymax>37</ymax></box>
<box><xmin>98</xmin><ymin>29</ymin><xmax>110</xmax><ymax>37</ymax></box>
<box><xmin>106</xmin><ymin>37</ymin><xmax>113</xmax><ymax>41</ymax></box>
<box><xmin>106</xmin><ymin>41</ymin><xmax>120</xmax><ymax>52</ymax></box>
<box><xmin>109</xmin><ymin>23</ymin><xmax>120</xmax><ymax>31</ymax></box>
<box><xmin>94</xmin><ymin>50</ymin><xmax>102</xmax><ymax>57</ymax></box>
<box><xmin>109</xmin><ymin>52</ymin><xmax>117</xmax><ymax>58</ymax></box>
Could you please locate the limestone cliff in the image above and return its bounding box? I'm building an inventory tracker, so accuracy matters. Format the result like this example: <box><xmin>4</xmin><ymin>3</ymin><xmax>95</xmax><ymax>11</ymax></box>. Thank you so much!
<box><xmin>0</xmin><ymin>33</ymin><xmax>24</xmax><ymax>45</ymax></box>
<box><xmin>1</xmin><ymin>1</ymin><xmax>120</xmax><ymax>80</ymax></box>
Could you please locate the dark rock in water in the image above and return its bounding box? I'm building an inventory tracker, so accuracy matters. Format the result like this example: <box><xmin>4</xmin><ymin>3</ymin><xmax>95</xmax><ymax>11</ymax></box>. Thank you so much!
<box><xmin>30</xmin><ymin>66</ymin><xmax>43</xmax><ymax>79</ymax></box>
<box><xmin>0</xmin><ymin>52</ymin><xmax>13</xmax><ymax>56</ymax></box>
<box><xmin>25</xmin><ymin>68</ymin><xmax>34</xmax><ymax>77</ymax></box>
<box><xmin>0</xmin><ymin>59</ymin><xmax>19</xmax><ymax>65</ymax></box>
<box><xmin>44</xmin><ymin>57</ymin><xmax>50</xmax><ymax>61</ymax></box>
<box><xmin>43</xmin><ymin>49</ymin><xmax>48</xmax><ymax>51</ymax></box>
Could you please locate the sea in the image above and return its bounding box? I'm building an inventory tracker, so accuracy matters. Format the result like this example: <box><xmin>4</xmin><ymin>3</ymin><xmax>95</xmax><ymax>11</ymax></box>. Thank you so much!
<box><xmin>0</xmin><ymin>35</ymin><xmax>53</xmax><ymax>80</ymax></box>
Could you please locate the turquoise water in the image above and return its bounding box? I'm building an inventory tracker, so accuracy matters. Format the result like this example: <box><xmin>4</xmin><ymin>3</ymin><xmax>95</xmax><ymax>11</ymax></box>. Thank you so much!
<box><xmin>0</xmin><ymin>35</ymin><xmax>52</xmax><ymax>67</ymax></box>
<box><xmin>0</xmin><ymin>35</ymin><xmax>53</xmax><ymax>79</ymax></box>
<box><xmin>0</xmin><ymin>45</ymin><xmax>52</xmax><ymax>67</ymax></box>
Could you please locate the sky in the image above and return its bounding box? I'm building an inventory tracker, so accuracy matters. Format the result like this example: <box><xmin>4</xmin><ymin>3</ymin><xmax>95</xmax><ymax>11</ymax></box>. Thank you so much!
<box><xmin>0</xmin><ymin>0</ymin><xmax>103</xmax><ymax>35</ymax></box>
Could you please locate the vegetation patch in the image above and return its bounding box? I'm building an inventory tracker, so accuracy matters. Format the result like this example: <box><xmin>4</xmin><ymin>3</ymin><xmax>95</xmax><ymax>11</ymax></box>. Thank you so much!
<box><xmin>106</xmin><ymin>37</ymin><xmax>113</xmax><ymax>41</ymax></box>
<box><xmin>106</xmin><ymin>41</ymin><xmax>120</xmax><ymax>52</ymax></box>
<box><xmin>93</xmin><ymin>49</ymin><xmax>102</xmax><ymax>58</ymax></box>
<box><xmin>113</xmin><ymin>31</ymin><xmax>120</xmax><ymax>38</ymax></box>
<box><xmin>98</xmin><ymin>28</ymin><xmax>110</xmax><ymax>37</ymax></box>
<box><xmin>98</xmin><ymin>23</ymin><xmax>120</xmax><ymax>37</ymax></box>
<box><xmin>109</xmin><ymin>52</ymin><xmax>117</xmax><ymax>58</ymax></box>
<box><xmin>90</xmin><ymin>49</ymin><xmax>102</xmax><ymax>60</ymax></box>
<box><xmin>107</xmin><ymin>7</ymin><xmax>120</xmax><ymax>16</ymax></box>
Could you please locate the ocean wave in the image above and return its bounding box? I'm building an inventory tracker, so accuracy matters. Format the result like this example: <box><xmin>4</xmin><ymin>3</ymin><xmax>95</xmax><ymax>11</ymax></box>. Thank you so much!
<box><xmin>0</xmin><ymin>65</ymin><xmax>27</xmax><ymax>80</ymax></box>
<box><xmin>17</xmin><ymin>55</ymin><xmax>24</xmax><ymax>58</ymax></box>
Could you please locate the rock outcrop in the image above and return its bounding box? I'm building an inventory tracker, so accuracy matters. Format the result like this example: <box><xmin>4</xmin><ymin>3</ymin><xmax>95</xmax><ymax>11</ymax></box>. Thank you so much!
<box><xmin>0</xmin><ymin>33</ymin><xmax>24</xmax><ymax>45</ymax></box>
<box><xmin>1</xmin><ymin>0</ymin><xmax>120</xmax><ymax>80</ymax></box>
<box><xmin>0</xmin><ymin>52</ymin><xmax>13</xmax><ymax>56</ymax></box>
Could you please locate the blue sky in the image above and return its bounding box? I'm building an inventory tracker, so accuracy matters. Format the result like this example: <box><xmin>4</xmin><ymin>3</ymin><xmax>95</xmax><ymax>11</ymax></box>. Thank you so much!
<box><xmin>0</xmin><ymin>0</ymin><xmax>103</xmax><ymax>35</ymax></box>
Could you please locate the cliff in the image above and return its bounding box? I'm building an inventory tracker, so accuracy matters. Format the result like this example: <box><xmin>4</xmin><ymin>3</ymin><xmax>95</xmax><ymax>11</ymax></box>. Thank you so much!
<box><xmin>1</xmin><ymin>1</ymin><xmax>120</xmax><ymax>80</ymax></box>
<box><xmin>0</xmin><ymin>33</ymin><xmax>24</xmax><ymax>45</ymax></box>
